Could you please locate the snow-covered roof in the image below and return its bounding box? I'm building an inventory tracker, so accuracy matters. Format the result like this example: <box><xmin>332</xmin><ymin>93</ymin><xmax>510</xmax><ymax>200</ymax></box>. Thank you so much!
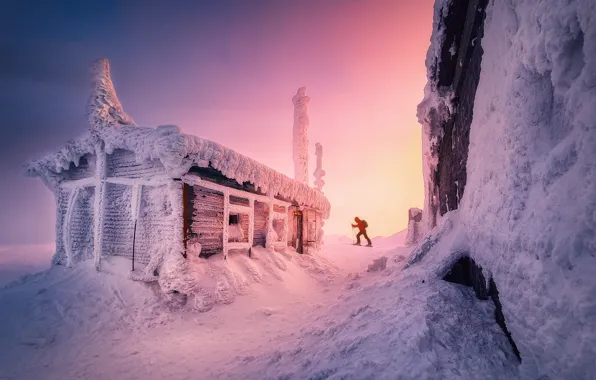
<box><xmin>27</xmin><ymin>125</ymin><xmax>330</xmax><ymax>217</ymax></box>
<box><xmin>26</xmin><ymin>58</ymin><xmax>330</xmax><ymax>216</ymax></box>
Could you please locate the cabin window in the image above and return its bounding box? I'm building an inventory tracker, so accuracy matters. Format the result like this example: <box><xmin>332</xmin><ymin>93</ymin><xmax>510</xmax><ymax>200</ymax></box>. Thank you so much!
<box><xmin>229</xmin><ymin>214</ymin><xmax>239</xmax><ymax>225</ymax></box>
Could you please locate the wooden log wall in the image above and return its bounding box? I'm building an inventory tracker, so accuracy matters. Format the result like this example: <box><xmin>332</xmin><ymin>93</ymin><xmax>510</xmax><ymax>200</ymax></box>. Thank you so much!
<box><xmin>185</xmin><ymin>184</ymin><xmax>224</xmax><ymax>258</ymax></box>
<box><xmin>54</xmin><ymin>188</ymin><xmax>69</xmax><ymax>264</ymax></box>
<box><xmin>102</xmin><ymin>183</ymin><xmax>136</xmax><ymax>259</ymax></box>
<box><xmin>288</xmin><ymin>206</ymin><xmax>298</xmax><ymax>248</ymax></box>
<box><xmin>107</xmin><ymin>149</ymin><xmax>165</xmax><ymax>178</ymax></box>
<box><xmin>70</xmin><ymin>187</ymin><xmax>95</xmax><ymax>262</ymax></box>
<box><xmin>253</xmin><ymin>201</ymin><xmax>269</xmax><ymax>247</ymax></box>
<box><xmin>135</xmin><ymin>185</ymin><xmax>176</xmax><ymax>263</ymax></box>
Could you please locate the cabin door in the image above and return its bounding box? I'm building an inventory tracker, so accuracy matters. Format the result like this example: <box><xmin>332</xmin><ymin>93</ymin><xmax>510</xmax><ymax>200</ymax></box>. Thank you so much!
<box><xmin>293</xmin><ymin>210</ymin><xmax>304</xmax><ymax>254</ymax></box>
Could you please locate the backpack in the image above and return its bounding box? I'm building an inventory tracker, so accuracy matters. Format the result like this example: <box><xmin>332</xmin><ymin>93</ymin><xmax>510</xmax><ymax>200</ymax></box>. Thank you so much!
<box><xmin>361</xmin><ymin>220</ymin><xmax>368</xmax><ymax>228</ymax></box>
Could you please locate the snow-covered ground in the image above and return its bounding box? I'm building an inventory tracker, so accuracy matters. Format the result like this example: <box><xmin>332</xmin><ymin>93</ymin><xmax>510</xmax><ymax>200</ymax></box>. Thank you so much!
<box><xmin>0</xmin><ymin>243</ymin><xmax>54</xmax><ymax>287</ymax></box>
<box><xmin>0</xmin><ymin>232</ymin><xmax>522</xmax><ymax>380</ymax></box>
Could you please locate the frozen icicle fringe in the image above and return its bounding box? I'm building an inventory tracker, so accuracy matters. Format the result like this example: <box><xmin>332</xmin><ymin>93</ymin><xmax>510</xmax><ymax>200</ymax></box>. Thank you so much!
<box><xmin>292</xmin><ymin>87</ymin><xmax>310</xmax><ymax>185</ymax></box>
<box><xmin>87</xmin><ymin>58</ymin><xmax>136</xmax><ymax>132</ymax></box>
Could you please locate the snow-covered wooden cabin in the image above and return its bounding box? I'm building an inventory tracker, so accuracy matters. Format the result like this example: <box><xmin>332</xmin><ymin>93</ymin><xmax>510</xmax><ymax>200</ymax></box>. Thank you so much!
<box><xmin>26</xmin><ymin>59</ymin><xmax>330</xmax><ymax>273</ymax></box>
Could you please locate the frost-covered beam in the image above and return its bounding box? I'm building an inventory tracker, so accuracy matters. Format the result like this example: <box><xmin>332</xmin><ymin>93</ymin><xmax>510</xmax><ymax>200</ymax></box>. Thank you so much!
<box><xmin>181</xmin><ymin>174</ymin><xmax>291</xmax><ymax>208</ymax></box>
<box><xmin>227</xmin><ymin>242</ymin><xmax>251</xmax><ymax>250</ymax></box>
<box><xmin>222</xmin><ymin>189</ymin><xmax>230</xmax><ymax>260</ymax></box>
<box><xmin>228</xmin><ymin>204</ymin><xmax>252</xmax><ymax>214</ymax></box>
<box><xmin>93</xmin><ymin>144</ymin><xmax>107</xmax><ymax>271</ymax></box>
<box><xmin>292</xmin><ymin>87</ymin><xmax>310</xmax><ymax>185</ymax></box>
<box><xmin>105</xmin><ymin>176</ymin><xmax>170</xmax><ymax>187</ymax></box>
<box><xmin>60</xmin><ymin>177</ymin><xmax>95</xmax><ymax>190</ymax></box>
<box><xmin>248</xmin><ymin>198</ymin><xmax>255</xmax><ymax>248</ymax></box>
<box><xmin>63</xmin><ymin>187</ymin><xmax>81</xmax><ymax>267</ymax></box>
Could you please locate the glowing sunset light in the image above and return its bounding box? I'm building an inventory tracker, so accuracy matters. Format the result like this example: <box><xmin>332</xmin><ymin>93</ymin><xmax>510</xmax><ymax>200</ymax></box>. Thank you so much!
<box><xmin>1</xmin><ymin>0</ymin><xmax>433</xmax><ymax>243</ymax></box>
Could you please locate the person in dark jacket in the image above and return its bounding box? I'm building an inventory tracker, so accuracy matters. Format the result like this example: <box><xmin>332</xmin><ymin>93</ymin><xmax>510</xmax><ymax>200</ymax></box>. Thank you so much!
<box><xmin>352</xmin><ymin>217</ymin><xmax>372</xmax><ymax>246</ymax></box>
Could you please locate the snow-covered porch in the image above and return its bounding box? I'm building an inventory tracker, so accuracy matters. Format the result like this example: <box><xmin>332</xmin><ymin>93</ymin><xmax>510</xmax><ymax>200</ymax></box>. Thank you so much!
<box><xmin>181</xmin><ymin>172</ymin><xmax>291</xmax><ymax>259</ymax></box>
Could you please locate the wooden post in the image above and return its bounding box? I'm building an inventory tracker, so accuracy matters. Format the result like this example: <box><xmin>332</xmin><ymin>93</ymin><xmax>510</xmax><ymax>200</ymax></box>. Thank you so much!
<box><xmin>63</xmin><ymin>187</ymin><xmax>81</xmax><ymax>268</ymax></box>
<box><xmin>223</xmin><ymin>189</ymin><xmax>230</xmax><ymax>260</ymax></box>
<box><xmin>248</xmin><ymin>198</ymin><xmax>255</xmax><ymax>252</ymax></box>
<box><xmin>283</xmin><ymin>208</ymin><xmax>289</xmax><ymax>249</ymax></box>
<box><xmin>266</xmin><ymin>196</ymin><xmax>274</xmax><ymax>249</ymax></box>
<box><xmin>93</xmin><ymin>144</ymin><xmax>107</xmax><ymax>271</ymax></box>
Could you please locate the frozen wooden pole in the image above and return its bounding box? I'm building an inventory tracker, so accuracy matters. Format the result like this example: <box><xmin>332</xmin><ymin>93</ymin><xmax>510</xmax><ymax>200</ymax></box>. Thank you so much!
<box><xmin>223</xmin><ymin>189</ymin><xmax>230</xmax><ymax>260</ymax></box>
<box><xmin>313</xmin><ymin>143</ymin><xmax>325</xmax><ymax>192</ymax></box>
<box><xmin>93</xmin><ymin>144</ymin><xmax>107</xmax><ymax>271</ymax></box>
<box><xmin>63</xmin><ymin>187</ymin><xmax>81</xmax><ymax>268</ymax></box>
<box><xmin>248</xmin><ymin>198</ymin><xmax>255</xmax><ymax>249</ymax></box>
<box><xmin>292</xmin><ymin>87</ymin><xmax>310</xmax><ymax>185</ymax></box>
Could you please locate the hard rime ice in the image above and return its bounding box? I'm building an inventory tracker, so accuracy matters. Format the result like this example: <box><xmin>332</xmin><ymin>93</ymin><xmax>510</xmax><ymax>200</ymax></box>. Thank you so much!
<box><xmin>292</xmin><ymin>87</ymin><xmax>310</xmax><ymax>185</ymax></box>
<box><xmin>313</xmin><ymin>143</ymin><xmax>325</xmax><ymax>192</ymax></box>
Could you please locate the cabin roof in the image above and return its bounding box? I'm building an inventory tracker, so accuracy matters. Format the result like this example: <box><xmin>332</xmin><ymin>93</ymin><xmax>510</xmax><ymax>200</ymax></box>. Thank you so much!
<box><xmin>26</xmin><ymin>125</ymin><xmax>330</xmax><ymax>217</ymax></box>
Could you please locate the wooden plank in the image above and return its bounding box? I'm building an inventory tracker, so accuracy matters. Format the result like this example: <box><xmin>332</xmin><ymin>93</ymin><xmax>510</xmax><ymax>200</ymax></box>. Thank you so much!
<box><xmin>185</xmin><ymin>184</ymin><xmax>224</xmax><ymax>257</ymax></box>
<box><xmin>106</xmin><ymin>149</ymin><xmax>165</xmax><ymax>178</ymax></box>
<box><xmin>253</xmin><ymin>201</ymin><xmax>269</xmax><ymax>247</ymax></box>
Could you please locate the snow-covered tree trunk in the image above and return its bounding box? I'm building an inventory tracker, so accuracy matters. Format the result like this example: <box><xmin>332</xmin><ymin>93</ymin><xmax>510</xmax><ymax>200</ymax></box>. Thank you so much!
<box><xmin>313</xmin><ymin>143</ymin><xmax>325</xmax><ymax>192</ymax></box>
<box><xmin>292</xmin><ymin>87</ymin><xmax>310</xmax><ymax>185</ymax></box>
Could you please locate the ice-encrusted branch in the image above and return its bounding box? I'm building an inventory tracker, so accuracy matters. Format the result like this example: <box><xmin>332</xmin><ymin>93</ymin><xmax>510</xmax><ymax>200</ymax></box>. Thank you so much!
<box><xmin>292</xmin><ymin>87</ymin><xmax>310</xmax><ymax>185</ymax></box>
<box><xmin>87</xmin><ymin>58</ymin><xmax>136</xmax><ymax>132</ymax></box>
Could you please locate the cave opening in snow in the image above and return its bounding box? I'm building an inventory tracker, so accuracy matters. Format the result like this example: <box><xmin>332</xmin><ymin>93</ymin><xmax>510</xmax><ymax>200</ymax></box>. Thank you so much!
<box><xmin>443</xmin><ymin>256</ymin><xmax>521</xmax><ymax>362</ymax></box>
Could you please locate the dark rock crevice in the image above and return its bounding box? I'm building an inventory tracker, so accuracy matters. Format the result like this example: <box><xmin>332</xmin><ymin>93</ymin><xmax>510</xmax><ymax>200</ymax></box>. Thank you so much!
<box><xmin>443</xmin><ymin>256</ymin><xmax>522</xmax><ymax>362</ymax></box>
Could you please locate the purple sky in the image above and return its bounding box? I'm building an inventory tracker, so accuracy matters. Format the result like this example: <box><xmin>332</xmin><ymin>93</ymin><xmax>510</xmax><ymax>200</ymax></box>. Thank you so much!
<box><xmin>0</xmin><ymin>0</ymin><xmax>433</xmax><ymax>245</ymax></box>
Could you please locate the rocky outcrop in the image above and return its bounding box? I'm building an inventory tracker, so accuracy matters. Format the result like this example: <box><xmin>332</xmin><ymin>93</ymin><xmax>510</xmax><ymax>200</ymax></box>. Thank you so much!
<box><xmin>417</xmin><ymin>0</ymin><xmax>489</xmax><ymax>228</ymax></box>
<box><xmin>443</xmin><ymin>256</ymin><xmax>521</xmax><ymax>362</ymax></box>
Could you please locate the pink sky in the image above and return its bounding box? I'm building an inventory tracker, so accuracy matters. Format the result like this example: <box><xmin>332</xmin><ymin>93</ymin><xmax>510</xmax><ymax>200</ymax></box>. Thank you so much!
<box><xmin>0</xmin><ymin>0</ymin><xmax>434</xmax><ymax>245</ymax></box>
<box><xmin>124</xmin><ymin>1</ymin><xmax>434</xmax><ymax>237</ymax></box>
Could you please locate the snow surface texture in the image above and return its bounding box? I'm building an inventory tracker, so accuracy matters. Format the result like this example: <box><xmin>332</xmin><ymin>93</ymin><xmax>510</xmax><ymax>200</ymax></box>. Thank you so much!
<box><xmin>415</xmin><ymin>0</ymin><xmax>596</xmax><ymax>378</ymax></box>
<box><xmin>0</xmin><ymin>234</ymin><xmax>524</xmax><ymax>380</ymax></box>
<box><xmin>292</xmin><ymin>87</ymin><xmax>310</xmax><ymax>185</ymax></box>
<box><xmin>87</xmin><ymin>58</ymin><xmax>136</xmax><ymax>132</ymax></box>
<box><xmin>313</xmin><ymin>142</ymin><xmax>325</xmax><ymax>191</ymax></box>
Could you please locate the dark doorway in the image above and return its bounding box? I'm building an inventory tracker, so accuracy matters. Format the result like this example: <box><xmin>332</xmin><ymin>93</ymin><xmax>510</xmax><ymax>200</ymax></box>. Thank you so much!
<box><xmin>294</xmin><ymin>210</ymin><xmax>304</xmax><ymax>254</ymax></box>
